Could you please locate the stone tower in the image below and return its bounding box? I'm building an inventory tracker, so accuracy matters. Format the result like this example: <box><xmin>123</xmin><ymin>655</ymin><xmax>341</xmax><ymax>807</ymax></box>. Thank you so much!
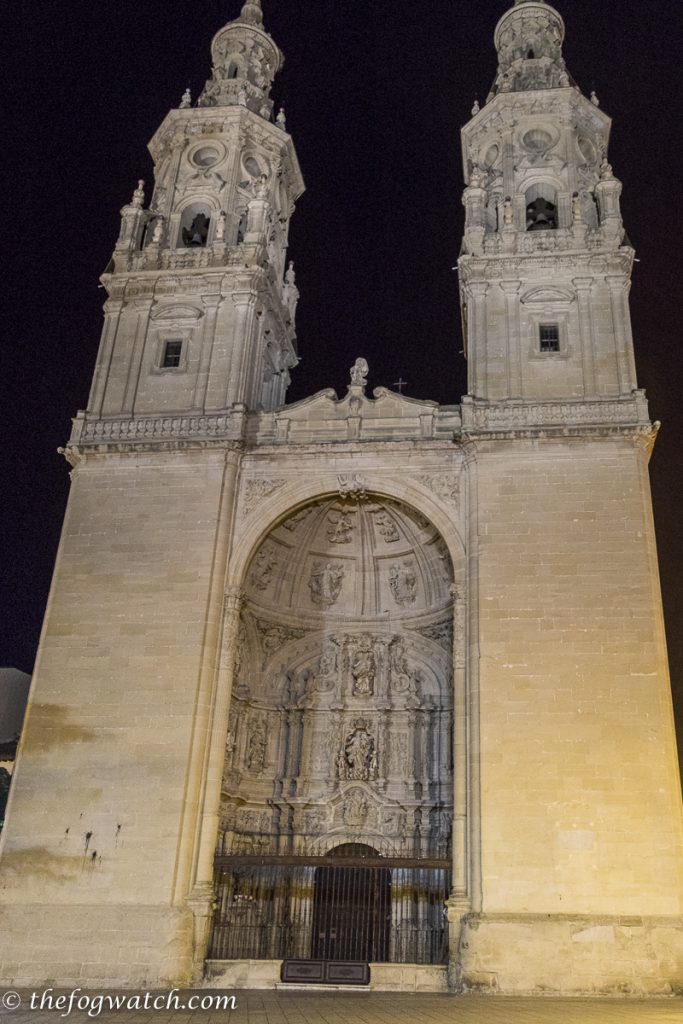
<box><xmin>0</xmin><ymin>0</ymin><xmax>682</xmax><ymax>997</ymax></box>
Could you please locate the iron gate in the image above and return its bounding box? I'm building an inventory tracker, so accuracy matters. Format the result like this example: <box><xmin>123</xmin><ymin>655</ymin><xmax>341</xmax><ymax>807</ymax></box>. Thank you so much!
<box><xmin>210</xmin><ymin>850</ymin><xmax>451</xmax><ymax>965</ymax></box>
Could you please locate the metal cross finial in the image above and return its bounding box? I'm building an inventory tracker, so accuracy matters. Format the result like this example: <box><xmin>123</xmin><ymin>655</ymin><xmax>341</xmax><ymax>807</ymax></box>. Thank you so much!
<box><xmin>393</xmin><ymin>378</ymin><xmax>408</xmax><ymax>394</ymax></box>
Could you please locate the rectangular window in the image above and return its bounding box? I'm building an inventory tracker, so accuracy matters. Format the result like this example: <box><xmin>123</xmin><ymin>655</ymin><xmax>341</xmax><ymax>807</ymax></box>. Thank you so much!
<box><xmin>539</xmin><ymin>324</ymin><xmax>560</xmax><ymax>353</ymax></box>
<box><xmin>162</xmin><ymin>340</ymin><xmax>183</xmax><ymax>369</ymax></box>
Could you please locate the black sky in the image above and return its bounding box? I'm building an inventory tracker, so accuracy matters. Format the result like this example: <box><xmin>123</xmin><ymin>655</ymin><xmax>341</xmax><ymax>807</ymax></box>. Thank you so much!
<box><xmin>2</xmin><ymin>1</ymin><xmax>682</xmax><ymax>756</ymax></box>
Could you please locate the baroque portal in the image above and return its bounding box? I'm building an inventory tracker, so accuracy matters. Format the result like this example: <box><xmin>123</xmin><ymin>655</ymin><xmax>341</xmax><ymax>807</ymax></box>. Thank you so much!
<box><xmin>212</xmin><ymin>496</ymin><xmax>454</xmax><ymax>964</ymax></box>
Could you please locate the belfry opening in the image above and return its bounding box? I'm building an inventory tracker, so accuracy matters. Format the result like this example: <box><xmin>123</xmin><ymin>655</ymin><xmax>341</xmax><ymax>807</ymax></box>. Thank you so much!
<box><xmin>210</xmin><ymin>496</ymin><xmax>455</xmax><ymax>969</ymax></box>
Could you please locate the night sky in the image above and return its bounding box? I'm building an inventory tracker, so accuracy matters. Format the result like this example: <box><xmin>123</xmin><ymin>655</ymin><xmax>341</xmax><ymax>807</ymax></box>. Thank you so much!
<box><xmin>2</xmin><ymin>1</ymin><xmax>682</xmax><ymax>759</ymax></box>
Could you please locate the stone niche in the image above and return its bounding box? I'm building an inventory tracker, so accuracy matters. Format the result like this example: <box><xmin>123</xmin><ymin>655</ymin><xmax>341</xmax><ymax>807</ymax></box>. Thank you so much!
<box><xmin>219</xmin><ymin>496</ymin><xmax>454</xmax><ymax>858</ymax></box>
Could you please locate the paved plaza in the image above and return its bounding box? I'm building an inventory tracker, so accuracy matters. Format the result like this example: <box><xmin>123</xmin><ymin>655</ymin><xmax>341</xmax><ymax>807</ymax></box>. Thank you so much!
<box><xmin>3</xmin><ymin>991</ymin><xmax>683</xmax><ymax>1024</ymax></box>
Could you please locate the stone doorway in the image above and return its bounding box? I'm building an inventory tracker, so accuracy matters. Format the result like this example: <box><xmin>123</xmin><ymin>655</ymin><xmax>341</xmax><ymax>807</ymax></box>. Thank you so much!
<box><xmin>214</xmin><ymin>494</ymin><xmax>457</xmax><ymax>968</ymax></box>
<box><xmin>311</xmin><ymin>844</ymin><xmax>390</xmax><ymax>962</ymax></box>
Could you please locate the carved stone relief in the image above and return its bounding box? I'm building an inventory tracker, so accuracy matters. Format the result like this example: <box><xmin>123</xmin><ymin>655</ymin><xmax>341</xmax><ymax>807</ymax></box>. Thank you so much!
<box><xmin>418</xmin><ymin>473</ymin><xmax>460</xmax><ymax>505</ymax></box>
<box><xmin>327</xmin><ymin>507</ymin><xmax>355</xmax><ymax>544</ymax></box>
<box><xmin>309</xmin><ymin>562</ymin><xmax>345</xmax><ymax>608</ymax></box>
<box><xmin>389</xmin><ymin>563</ymin><xmax>418</xmax><ymax>607</ymax></box>
<box><xmin>250</xmin><ymin>547</ymin><xmax>278</xmax><ymax>591</ymax></box>
<box><xmin>255</xmin><ymin>618</ymin><xmax>306</xmax><ymax>661</ymax></box>
<box><xmin>373</xmin><ymin>508</ymin><xmax>400</xmax><ymax>543</ymax></box>
<box><xmin>338</xmin><ymin>719</ymin><xmax>378</xmax><ymax>782</ymax></box>
<box><xmin>243</xmin><ymin>478</ymin><xmax>285</xmax><ymax>514</ymax></box>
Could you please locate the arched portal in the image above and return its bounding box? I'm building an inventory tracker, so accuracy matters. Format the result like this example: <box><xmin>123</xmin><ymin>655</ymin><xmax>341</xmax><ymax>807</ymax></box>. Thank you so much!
<box><xmin>312</xmin><ymin>844</ymin><xmax>390</xmax><ymax>962</ymax></box>
<box><xmin>210</xmin><ymin>494</ymin><xmax>455</xmax><ymax>967</ymax></box>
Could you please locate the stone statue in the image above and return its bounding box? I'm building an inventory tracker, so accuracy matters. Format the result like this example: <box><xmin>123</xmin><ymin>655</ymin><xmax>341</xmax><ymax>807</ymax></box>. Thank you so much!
<box><xmin>180</xmin><ymin>88</ymin><xmax>192</xmax><ymax>109</ymax></box>
<box><xmin>253</xmin><ymin>173</ymin><xmax>269</xmax><ymax>199</ymax></box>
<box><xmin>338</xmin><ymin>720</ymin><xmax>378</xmax><ymax>781</ymax></box>
<box><xmin>215</xmin><ymin>210</ymin><xmax>227</xmax><ymax>241</ymax></box>
<box><xmin>132</xmin><ymin>179</ymin><xmax>145</xmax><ymax>209</ymax></box>
<box><xmin>152</xmin><ymin>217</ymin><xmax>164</xmax><ymax>244</ymax></box>
<box><xmin>503</xmin><ymin>196</ymin><xmax>514</xmax><ymax>227</ymax></box>
<box><xmin>349</xmin><ymin>358</ymin><xmax>369</xmax><ymax>387</ymax></box>
<box><xmin>471</xmin><ymin>99</ymin><xmax>480</xmax><ymax>116</ymax></box>
<box><xmin>309</xmin><ymin>562</ymin><xmax>345</xmax><ymax>609</ymax></box>
<box><xmin>351</xmin><ymin>638</ymin><xmax>376</xmax><ymax>696</ymax></box>
<box><xmin>276</xmin><ymin>106</ymin><xmax>287</xmax><ymax>130</ymax></box>
<box><xmin>572</xmin><ymin>192</ymin><xmax>583</xmax><ymax>225</ymax></box>
<box><xmin>590</xmin><ymin>90</ymin><xmax>600</xmax><ymax>107</ymax></box>
<box><xmin>246</xmin><ymin>716</ymin><xmax>267</xmax><ymax>771</ymax></box>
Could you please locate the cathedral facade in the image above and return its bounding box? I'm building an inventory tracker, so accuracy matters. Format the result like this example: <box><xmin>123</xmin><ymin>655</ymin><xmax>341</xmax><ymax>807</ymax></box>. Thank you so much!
<box><xmin>1</xmin><ymin>0</ymin><xmax>682</xmax><ymax>995</ymax></box>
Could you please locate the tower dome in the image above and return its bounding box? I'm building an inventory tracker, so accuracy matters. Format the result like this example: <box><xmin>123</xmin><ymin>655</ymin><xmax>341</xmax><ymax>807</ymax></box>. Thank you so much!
<box><xmin>490</xmin><ymin>0</ymin><xmax>570</xmax><ymax>98</ymax></box>
<box><xmin>198</xmin><ymin>0</ymin><xmax>283</xmax><ymax>117</ymax></box>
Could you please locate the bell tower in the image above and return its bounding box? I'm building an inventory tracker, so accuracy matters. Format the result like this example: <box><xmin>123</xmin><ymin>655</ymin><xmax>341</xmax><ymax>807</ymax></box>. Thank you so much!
<box><xmin>460</xmin><ymin>0</ymin><xmax>635</xmax><ymax>405</ymax></box>
<box><xmin>88</xmin><ymin>0</ymin><xmax>304</xmax><ymax>427</ymax></box>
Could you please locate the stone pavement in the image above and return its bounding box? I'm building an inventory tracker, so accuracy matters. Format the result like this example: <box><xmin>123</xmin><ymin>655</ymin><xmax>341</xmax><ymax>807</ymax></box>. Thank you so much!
<box><xmin>3</xmin><ymin>990</ymin><xmax>683</xmax><ymax>1024</ymax></box>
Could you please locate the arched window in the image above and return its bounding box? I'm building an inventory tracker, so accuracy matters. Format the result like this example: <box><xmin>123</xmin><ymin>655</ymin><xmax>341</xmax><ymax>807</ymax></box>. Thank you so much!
<box><xmin>179</xmin><ymin>204</ymin><xmax>212</xmax><ymax>248</ymax></box>
<box><xmin>525</xmin><ymin>183</ymin><xmax>558</xmax><ymax>231</ymax></box>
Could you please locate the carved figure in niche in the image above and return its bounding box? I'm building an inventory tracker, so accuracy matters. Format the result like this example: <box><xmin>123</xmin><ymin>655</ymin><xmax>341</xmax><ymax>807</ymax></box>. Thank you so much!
<box><xmin>339</xmin><ymin>720</ymin><xmax>378</xmax><ymax>782</ymax></box>
<box><xmin>246</xmin><ymin>715</ymin><xmax>267</xmax><ymax>772</ymax></box>
<box><xmin>343</xmin><ymin>789</ymin><xmax>369</xmax><ymax>827</ymax></box>
<box><xmin>373</xmin><ymin>508</ymin><xmax>400</xmax><ymax>543</ymax></box>
<box><xmin>390</xmin><ymin>638</ymin><xmax>419</xmax><ymax>702</ymax></box>
<box><xmin>250</xmin><ymin>547</ymin><xmax>277</xmax><ymax>591</ymax></box>
<box><xmin>313</xmin><ymin>636</ymin><xmax>339</xmax><ymax>693</ymax></box>
<box><xmin>351</xmin><ymin>637</ymin><xmax>376</xmax><ymax>697</ymax></box>
<box><xmin>503</xmin><ymin>196</ymin><xmax>514</xmax><ymax>226</ymax></box>
<box><xmin>389</xmin><ymin>563</ymin><xmax>418</xmax><ymax>607</ymax></box>
<box><xmin>327</xmin><ymin>508</ymin><xmax>354</xmax><ymax>544</ymax></box>
<box><xmin>349</xmin><ymin>357</ymin><xmax>369</xmax><ymax>387</ymax></box>
<box><xmin>309</xmin><ymin>562</ymin><xmax>345</xmax><ymax>609</ymax></box>
<box><xmin>437</xmin><ymin>811</ymin><xmax>453</xmax><ymax>851</ymax></box>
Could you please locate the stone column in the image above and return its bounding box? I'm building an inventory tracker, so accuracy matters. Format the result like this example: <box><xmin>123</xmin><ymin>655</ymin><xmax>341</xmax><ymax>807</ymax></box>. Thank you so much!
<box><xmin>192</xmin><ymin>295</ymin><xmax>221</xmax><ymax>411</ymax></box>
<box><xmin>87</xmin><ymin>298</ymin><xmax>123</xmax><ymax>416</ymax></box>
<box><xmin>573</xmin><ymin>277</ymin><xmax>597</xmax><ymax>396</ymax></box>
<box><xmin>224</xmin><ymin>280</ymin><xmax>259</xmax><ymax>409</ymax></box>
<box><xmin>120</xmin><ymin>298</ymin><xmax>154</xmax><ymax>415</ymax></box>
<box><xmin>172</xmin><ymin>444</ymin><xmax>242</xmax><ymax>980</ymax></box>
<box><xmin>607</xmin><ymin>274</ymin><xmax>637</xmax><ymax>394</ymax></box>
<box><xmin>467</xmin><ymin>282</ymin><xmax>489</xmax><ymax>399</ymax></box>
<box><xmin>500</xmin><ymin>280</ymin><xmax>522</xmax><ymax>398</ymax></box>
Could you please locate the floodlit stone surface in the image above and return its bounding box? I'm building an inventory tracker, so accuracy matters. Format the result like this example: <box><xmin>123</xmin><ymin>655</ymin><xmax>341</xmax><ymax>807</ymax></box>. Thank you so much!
<box><xmin>1</xmin><ymin>0</ymin><xmax>682</xmax><ymax>996</ymax></box>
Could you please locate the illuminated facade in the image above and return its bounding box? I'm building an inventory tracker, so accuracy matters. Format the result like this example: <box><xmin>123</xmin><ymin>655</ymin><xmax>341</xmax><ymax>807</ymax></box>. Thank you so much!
<box><xmin>1</xmin><ymin>0</ymin><xmax>682</xmax><ymax>995</ymax></box>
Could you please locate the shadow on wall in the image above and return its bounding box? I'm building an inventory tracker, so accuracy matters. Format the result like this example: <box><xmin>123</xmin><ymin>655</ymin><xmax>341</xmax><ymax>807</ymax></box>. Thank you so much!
<box><xmin>0</xmin><ymin>668</ymin><xmax>31</xmax><ymax>828</ymax></box>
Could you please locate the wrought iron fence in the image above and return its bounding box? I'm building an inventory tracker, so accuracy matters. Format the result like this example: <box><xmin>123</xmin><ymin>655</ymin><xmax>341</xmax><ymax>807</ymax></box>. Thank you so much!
<box><xmin>210</xmin><ymin>850</ymin><xmax>451</xmax><ymax>965</ymax></box>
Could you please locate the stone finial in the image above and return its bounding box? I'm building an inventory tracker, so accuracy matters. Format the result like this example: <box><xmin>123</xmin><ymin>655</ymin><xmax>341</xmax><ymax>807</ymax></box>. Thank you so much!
<box><xmin>350</xmin><ymin>358</ymin><xmax>369</xmax><ymax>388</ymax></box>
<box><xmin>131</xmin><ymin>180</ymin><xmax>145</xmax><ymax>209</ymax></box>
<box><xmin>180</xmin><ymin>87</ymin><xmax>192</xmax><ymax>109</ymax></box>
<box><xmin>590</xmin><ymin>90</ymin><xmax>600</xmax><ymax>107</ymax></box>
<box><xmin>276</xmin><ymin>106</ymin><xmax>287</xmax><ymax>130</ymax></box>
<box><xmin>600</xmin><ymin>157</ymin><xmax>614</xmax><ymax>180</ymax></box>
